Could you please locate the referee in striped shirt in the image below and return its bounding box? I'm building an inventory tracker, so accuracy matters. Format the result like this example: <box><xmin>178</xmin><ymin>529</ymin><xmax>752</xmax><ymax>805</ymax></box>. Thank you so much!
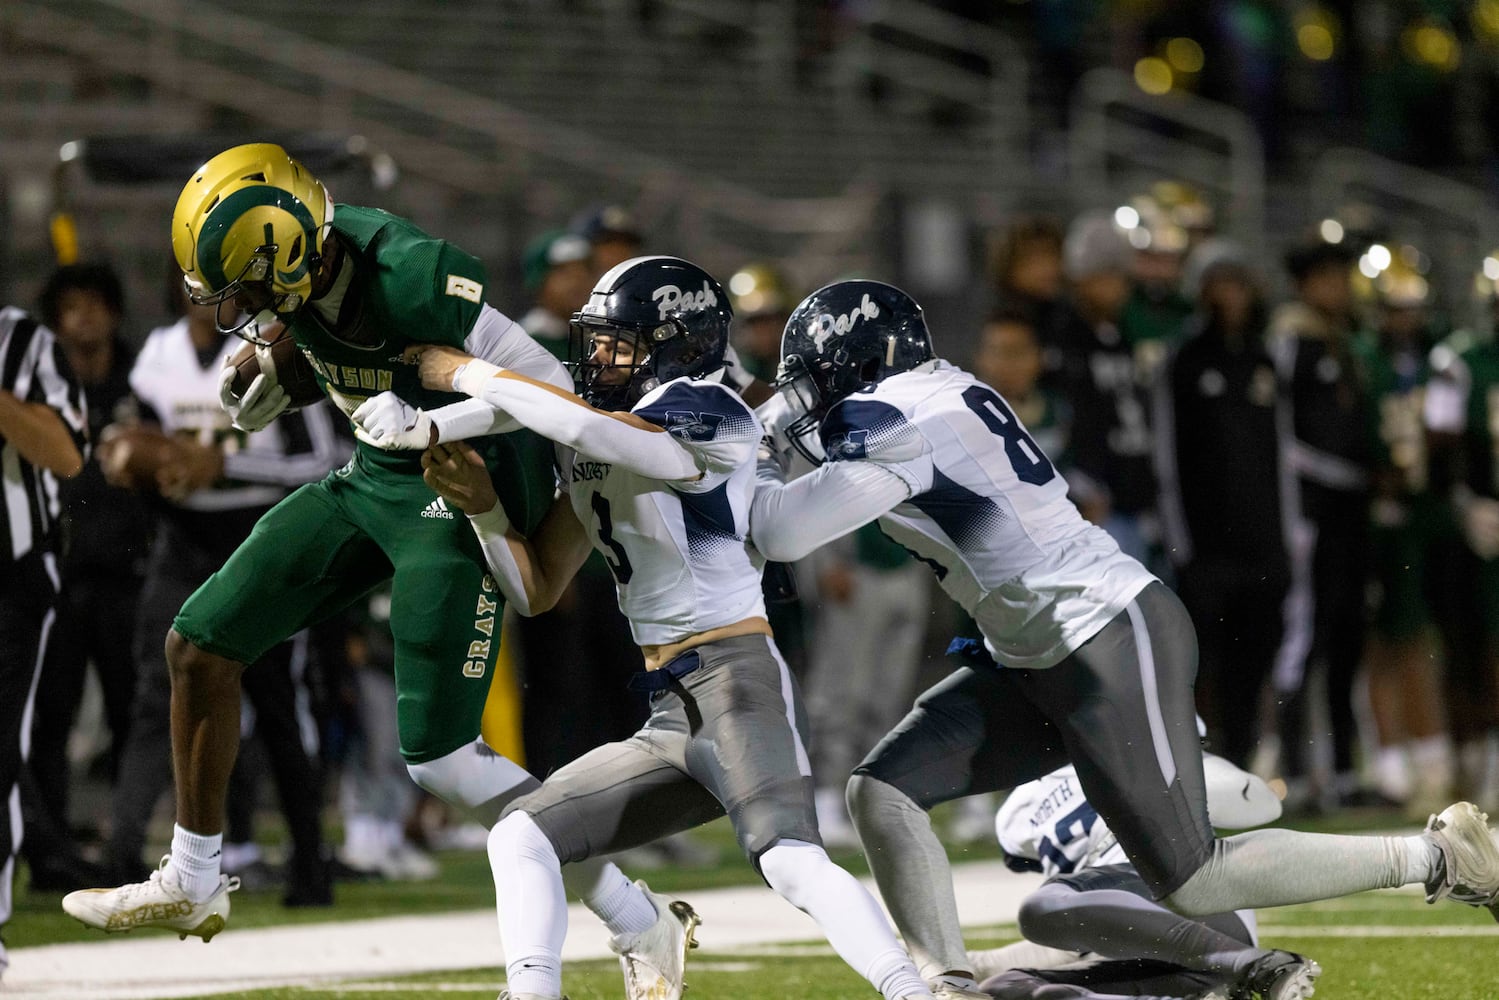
<box><xmin>0</xmin><ymin>305</ymin><xmax>86</xmax><ymax>979</ymax></box>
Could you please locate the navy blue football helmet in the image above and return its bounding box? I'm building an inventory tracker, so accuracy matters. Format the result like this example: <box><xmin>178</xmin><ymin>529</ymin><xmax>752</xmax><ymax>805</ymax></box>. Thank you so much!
<box><xmin>570</xmin><ymin>255</ymin><xmax>733</xmax><ymax>410</ymax></box>
<box><xmin>775</xmin><ymin>279</ymin><xmax>934</xmax><ymax>460</ymax></box>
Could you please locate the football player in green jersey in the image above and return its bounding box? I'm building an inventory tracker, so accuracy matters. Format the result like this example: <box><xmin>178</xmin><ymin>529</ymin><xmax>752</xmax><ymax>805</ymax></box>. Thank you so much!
<box><xmin>1426</xmin><ymin>254</ymin><xmax>1499</xmax><ymax>810</ymax></box>
<box><xmin>62</xmin><ymin>144</ymin><xmax>696</xmax><ymax>1000</ymax></box>
<box><xmin>1352</xmin><ymin>257</ymin><xmax>1454</xmax><ymax>815</ymax></box>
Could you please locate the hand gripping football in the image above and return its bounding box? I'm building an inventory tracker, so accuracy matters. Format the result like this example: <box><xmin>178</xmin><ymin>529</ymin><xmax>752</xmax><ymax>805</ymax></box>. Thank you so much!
<box><xmin>225</xmin><ymin>322</ymin><xmax>324</xmax><ymax>409</ymax></box>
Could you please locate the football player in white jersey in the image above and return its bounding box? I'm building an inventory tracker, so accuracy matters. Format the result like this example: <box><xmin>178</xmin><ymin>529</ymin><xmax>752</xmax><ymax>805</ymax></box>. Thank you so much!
<box><xmin>973</xmin><ymin>750</ymin><xmax>1302</xmax><ymax>1000</ymax></box>
<box><xmin>750</xmin><ymin>279</ymin><xmax>1499</xmax><ymax>1000</ymax></box>
<box><xmin>405</xmin><ymin>257</ymin><xmax>935</xmax><ymax>1000</ymax></box>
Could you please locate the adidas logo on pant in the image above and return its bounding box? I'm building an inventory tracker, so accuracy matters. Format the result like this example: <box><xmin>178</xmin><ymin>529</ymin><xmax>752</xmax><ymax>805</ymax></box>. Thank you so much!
<box><xmin>421</xmin><ymin>497</ymin><xmax>455</xmax><ymax>519</ymax></box>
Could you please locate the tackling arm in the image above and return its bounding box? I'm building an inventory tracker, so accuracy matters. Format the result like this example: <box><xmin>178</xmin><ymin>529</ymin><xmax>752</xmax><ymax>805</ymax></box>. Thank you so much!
<box><xmin>412</xmin><ymin>345</ymin><xmax>703</xmax><ymax>481</ymax></box>
<box><xmin>750</xmin><ymin>448</ymin><xmax>913</xmax><ymax>562</ymax></box>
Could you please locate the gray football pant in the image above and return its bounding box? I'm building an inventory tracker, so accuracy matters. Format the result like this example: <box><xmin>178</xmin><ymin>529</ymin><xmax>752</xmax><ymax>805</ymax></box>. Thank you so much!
<box><xmin>849</xmin><ymin>583</ymin><xmax>1409</xmax><ymax>978</ymax></box>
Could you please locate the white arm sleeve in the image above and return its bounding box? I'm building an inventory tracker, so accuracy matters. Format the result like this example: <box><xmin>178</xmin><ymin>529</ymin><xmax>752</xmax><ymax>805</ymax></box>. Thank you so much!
<box><xmin>458</xmin><ymin>367</ymin><xmax>701</xmax><ymax>481</ymax></box>
<box><xmin>751</xmin><ymin>458</ymin><xmax>913</xmax><ymax>562</ymax></box>
<box><xmin>447</xmin><ymin>303</ymin><xmax>574</xmax><ymax>437</ymax></box>
<box><xmin>464</xmin><ymin>304</ymin><xmax>572</xmax><ymax>390</ymax></box>
<box><xmin>467</xmin><ymin>503</ymin><xmax>534</xmax><ymax>617</ymax></box>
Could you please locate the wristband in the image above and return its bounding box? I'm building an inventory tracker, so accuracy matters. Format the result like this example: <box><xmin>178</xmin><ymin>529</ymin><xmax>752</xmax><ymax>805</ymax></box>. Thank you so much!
<box><xmin>454</xmin><ymin>359</ymin><xmax>503</xmax><ymax>398</ymax></box>
<box><xmin>468</xmin><ymin>501</ymin><xmax>511</xmax><ymax>538</ymax></box>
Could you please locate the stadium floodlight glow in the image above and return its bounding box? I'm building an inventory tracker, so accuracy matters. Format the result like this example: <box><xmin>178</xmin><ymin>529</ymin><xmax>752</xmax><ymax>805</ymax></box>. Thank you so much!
<box><xmin>729</xmin><ymin>271</ymin><xmax>757</xmax><ymax>297</ymax></box>
<box><xmin>59</xmin><ymin>141</ymin><xmax>81</xmax><ymax>162</ymax></box>
<box><xmin>1114</xmin><ymin>206</ymin><xmax>1140</xmax><ymax>230</ymax></box>
<box><xmin>1320</xmin><ymin>219</ymin><xmax>1344</xmax><ymax>244</ymax></box>
<box><xmin>1166</xmin><ymin>38</ymin><xmax>1205</xmax><ymax>74</ymax></box>
<box><xmin>1484</xmin><ymin>257</ymin><xmax>1499</xmax><ymax>281</ymax></box>
<box><xmin>1297</xmin><ymin>23</ymin><xmax>1335</xmax><ymax>60</ymax></box>
<box><xmin>1127</xmin><ymin>226</ymin><xmax>1152</xmax><ymax>249</ymax></box>
<box><xmin>1359</xmin><ymin>256</ymin><xmax>1381</xmax><ymax>279</ymax></box>
<box><xmin>1133</xmin><ymin>57</ymin><xmax>1173</xmax><ymax>95</ymax></box>
<box><xmin>1367</xmin><ymin>244</ymin><xmax>1392</xmax><ymax>270</ymax></box>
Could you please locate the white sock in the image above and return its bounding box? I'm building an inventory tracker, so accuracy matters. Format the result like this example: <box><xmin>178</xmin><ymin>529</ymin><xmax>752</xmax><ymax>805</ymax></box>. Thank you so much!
<box><xmin>1403</xmin><ymin>835</ymin><xmax>1442</xmax><ymax>885</ymax></box>
<box><xmin>167</xmin><ymin>825</ymin><xmax>223</xmax><ymax>903</ymax></box>
<box><xmin>760</xmin><ymin>840</ymin><xmax>929</xmax><ymax>999</ymax></box>
<box><xmin>563</xmin><ymin>859</ymin><xmax>658</xmax><ymax>938</ymax></box>
<box><xmin>490</xmin><ymin>812</ymin><xmax>567</xmax><ymax>999</ymax></box>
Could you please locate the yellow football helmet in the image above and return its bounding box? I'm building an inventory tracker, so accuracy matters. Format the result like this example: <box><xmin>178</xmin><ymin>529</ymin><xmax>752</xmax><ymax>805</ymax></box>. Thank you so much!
<box><xmin>171</xmin><ymin>143</ymin><xmax>332</xmax><ymax>342</ymax></box>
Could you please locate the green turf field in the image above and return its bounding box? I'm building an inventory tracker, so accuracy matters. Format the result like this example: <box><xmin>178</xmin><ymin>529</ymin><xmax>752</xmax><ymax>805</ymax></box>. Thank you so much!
<box><xmin>176</xmin><ymin>891</ymin><xmax>1498</xmax><ymax>1000</ymax></box>
<box><xmin>16</xmin><ymin>811</ymin><xmax>1499</xmax><ymax>998</ymax></box>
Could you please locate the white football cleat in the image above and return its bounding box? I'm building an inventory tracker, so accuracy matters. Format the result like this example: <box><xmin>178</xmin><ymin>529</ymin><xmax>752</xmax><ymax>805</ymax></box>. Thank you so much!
<box><xmin>1424</xmin><ymin>801</ymin><xmax>1499</xmax><ymax>921</ymax></box>
<box><xmin>1235</xmin><ymin>949</ymin><xmax>1322</xmax><ymax>1000</ymax></box>
<box><xmin>61</xmin><ymin>856</ymin><xmax>240</xmax><ymax>941</ymax></box>
<box><xmin>608</xmin><ymin>880</ymin><xmax>701</xmax><ymax>1000</ymax></box>
<box><xmin>931</xmin><ymin>984</ymin><xmax>992</xmax><ymax>1000</ymax></box>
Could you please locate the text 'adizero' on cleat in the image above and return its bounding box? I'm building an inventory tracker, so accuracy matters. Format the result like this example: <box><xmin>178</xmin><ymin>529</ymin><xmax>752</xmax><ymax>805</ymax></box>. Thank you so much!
<box><xmin>608</xmin><ymin>880</ymin><xmax>701</xmax><ymax>1000</ymax></box>
<box><xmin>1424</xmin><ymin>801</ymin><xmax>1499</xmax><ymax>921</ymax></box>
<box><xmin>61</xmin><ymin>856</ymin><xmax>240</xmax><ymax>942</ymax></box>
<box><xmin>1238</xmin><ymin>950</ymin><xmax>1321</xmax><ymax>1000</ymax></box>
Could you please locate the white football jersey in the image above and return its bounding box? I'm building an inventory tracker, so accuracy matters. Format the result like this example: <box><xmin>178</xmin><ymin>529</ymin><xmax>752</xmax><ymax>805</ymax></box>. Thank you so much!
<box><xmin>996</xmin><ymin>762</ymin><xmax>1259</xmax><ymax>941</ymax></box>
<box><xmin>995</xmin><ymin>766</ymin><xmax>1126</xmax><ymax>877</ymax></box>
<box><xmin>560</xmin><ymin>376</ymin><xmax>766</xmax><ymax>645</ymax></box>
<box><xmin>130</xmin><ymin>319</ymin><xmax>338</xmax><ymax>511</ymax></box>
<box><xmin>819</xmin><ymin>361</ymin><xmax>1155</xmax><ymax>669</ymax></box>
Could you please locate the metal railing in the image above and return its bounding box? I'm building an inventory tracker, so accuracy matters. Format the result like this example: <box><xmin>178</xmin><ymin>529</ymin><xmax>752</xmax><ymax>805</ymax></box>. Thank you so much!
<box><xmin>1309</xmin><ymin>146</ymin><xmax>1499</xmax><ymax>322</ymax></box>
<box><xmin>835</xmin><ymin>0</ymin><xmax>1030</xmax><ymax>157</ymax></box>
<box><xmin>1068</xmin><ymin>68</ymin><xmax>1266</xmax><ymax>254</ymax></box>
<box><xmin>4</xmin><ymin>0</ymin><xmax>887</xmax><ymax>280</ymax></box>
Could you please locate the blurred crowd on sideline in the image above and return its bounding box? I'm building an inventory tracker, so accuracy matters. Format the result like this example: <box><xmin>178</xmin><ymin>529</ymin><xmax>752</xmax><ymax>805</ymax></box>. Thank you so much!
<box><xmin>10</xmin><ymin>184</ymin><xmax>1499</xmax><ymax>908</ymax></box>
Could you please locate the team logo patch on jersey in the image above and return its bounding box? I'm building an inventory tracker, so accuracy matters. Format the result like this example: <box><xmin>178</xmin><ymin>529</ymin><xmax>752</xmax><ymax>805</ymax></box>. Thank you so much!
<box><xmin>421</xmin><ymin>496</ymin><xmax>455</xmax><ymax>519</ymax></box>
<box><xmin>825</xmin><ymin>428</ymin><xmax>869</xmax><ymax>460</ymax></box>
<box><xmin>664</xmin><ymin>410</ymin><xmax>724</xmax><ymax>442</ymax></box>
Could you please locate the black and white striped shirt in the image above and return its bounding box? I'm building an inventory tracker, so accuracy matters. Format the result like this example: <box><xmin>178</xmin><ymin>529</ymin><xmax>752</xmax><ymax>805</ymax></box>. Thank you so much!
<box><xmin>0</xmin><ymin>306</ymin><xmax>88</xmax><ymax>564</ymax></box>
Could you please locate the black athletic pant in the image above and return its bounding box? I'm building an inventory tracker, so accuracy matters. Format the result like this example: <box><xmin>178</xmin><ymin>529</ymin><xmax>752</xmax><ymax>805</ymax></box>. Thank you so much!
<box><xmin>1177</xmin><ymin>556</ymin><xmax>1288</xmax><ymax>769</ymax></box>
<box><xmin>515</xmin><ymin>565</ymin><xmax>645</xmax><ymax>776</ymax></box>
<box><xmin>105</xmin><ymin>526</ymin><xmax>327</xmax><ymax>888</ymax></box>
<box><xmin>1</xmin><ymin>553</ymin><xmax>59</xmax><ymax>936</ymax></box>
<box><xmin>23</xmin><ymin>569</ymin><xmax>139</xmax><ymax>868</ymax></box>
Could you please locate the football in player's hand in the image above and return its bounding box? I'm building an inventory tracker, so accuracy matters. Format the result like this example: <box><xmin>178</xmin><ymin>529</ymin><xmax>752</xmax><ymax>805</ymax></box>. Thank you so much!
<box><xmin>226</xmin><ymin>322</ymin><xmax>324</xmax><ymax>408</ymax></box>
<box><xmin>98</xmin><ymin>425</ymin><xmax>177</xmax><ymax>491</ymax></box>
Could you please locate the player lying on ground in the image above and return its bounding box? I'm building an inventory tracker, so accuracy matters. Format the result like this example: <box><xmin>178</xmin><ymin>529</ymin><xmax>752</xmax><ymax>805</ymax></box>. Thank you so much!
<box><xmin>968</xmin><ymin>748</ymin><xmax>1310</xmax><ymax>1000</ymax></box>
<box><xmin>749</xmin><ymin>279</ymin><xmax>1499</xmax><ymax>1000</ymax></box>
<box><xmin>398</xmin><ymin>255</ymin><xmax>936</xmax><ymax>1000</ymax></box>
<box><xmin>60</xmin><ymin>144</ymin><xmax>684</xmax><ymax>1000</ymax></box>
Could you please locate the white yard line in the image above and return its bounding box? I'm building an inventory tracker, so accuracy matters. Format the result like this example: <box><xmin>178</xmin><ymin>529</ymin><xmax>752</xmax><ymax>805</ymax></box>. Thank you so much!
<box><xmin>4</xmin><ymin>861</ymin><xmax>1033</xmax><ymax>1000</ymax></box>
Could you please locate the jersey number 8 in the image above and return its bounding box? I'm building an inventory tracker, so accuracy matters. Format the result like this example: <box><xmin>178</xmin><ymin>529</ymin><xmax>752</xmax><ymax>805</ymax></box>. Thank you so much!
<box><xmin>961</xmin><ymin>385</ymin><xmax>1056</xmax><ymax>486</ymax></box>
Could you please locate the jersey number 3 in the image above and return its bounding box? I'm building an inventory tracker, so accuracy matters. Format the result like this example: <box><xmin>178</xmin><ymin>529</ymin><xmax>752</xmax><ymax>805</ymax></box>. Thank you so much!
<box><xmin>591</xmin><ymin>492</ymin><xmax>634</xmax><ymax>584</ymax></box>
<box><xmin>961</xmin><ymin>385</ymin><xmax>1056</xmax><ymax>486</ymax></box>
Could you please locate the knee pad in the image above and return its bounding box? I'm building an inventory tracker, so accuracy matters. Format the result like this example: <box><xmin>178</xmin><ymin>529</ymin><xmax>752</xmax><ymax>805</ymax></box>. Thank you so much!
<box><xmin>406</xmin><ymin>738</ymin><xmax>537</xmax><ymax>822</ymax></box>
<box><xmin>758</xmin><ymin>839</ymin><xmax>831</xmax><ymax>909</ymax></box>
<box><xmin>488</xmin><ymin>810</ymin><xmax>559</xmax><ymax>868</ymax></box>
<box><xmin>845</xmin><ymin>771</ymin><xmax>925</xmax><ymax>830</ymax></box>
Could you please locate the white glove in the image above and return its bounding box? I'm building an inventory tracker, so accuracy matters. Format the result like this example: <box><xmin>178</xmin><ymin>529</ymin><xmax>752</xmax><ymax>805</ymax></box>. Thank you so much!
<box><xmin>351</xmin><ymin>391</ymin><xmax>434</xmax><ymax>450</ymax></box>
<box><xmin>1462</xmin><ymin>494</ymin><xmax>1499</xmax><ymax>560</ymax></box>
<box><xmin>217</xmin><ymin>357</ymin><xmax>288</xmax><ymax>433</ymax></box>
